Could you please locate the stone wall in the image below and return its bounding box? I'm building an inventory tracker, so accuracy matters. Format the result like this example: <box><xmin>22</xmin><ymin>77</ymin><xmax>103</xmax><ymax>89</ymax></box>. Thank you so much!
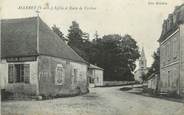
<box><xmin>3</xmin><ymin>61</ymin><xmax>38</xmax><ymax>95</ymax></box>
<box><xmin>160</xmin><ymin>63</ymin><xmax>179</xmax><ymax>93</ymax></box>
<box><xmin>159</xmin><ymin>26</ymin><xmax>184</xmax><ymax>95</ymax></box>
<box><xmin>38</xmin><ymin>56</ymin><xmax>88</xmax><ymax>97</ymax></box>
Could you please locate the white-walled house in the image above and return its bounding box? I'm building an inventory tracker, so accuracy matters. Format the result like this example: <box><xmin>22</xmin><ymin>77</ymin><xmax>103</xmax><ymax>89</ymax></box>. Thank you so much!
<box><xmin>88</xmin><ymin>64</ymin><xmax>104</xmax><ymax>87</ymax></box>
<box><xmin>0</xmin><ymin>17</ymin><xmax>89</xmax><ymax>98</ymax></box>
<box><xmin>158</xmin><ymin>4</ymin><xmax>184</xmax><ymax>96</ymax></box>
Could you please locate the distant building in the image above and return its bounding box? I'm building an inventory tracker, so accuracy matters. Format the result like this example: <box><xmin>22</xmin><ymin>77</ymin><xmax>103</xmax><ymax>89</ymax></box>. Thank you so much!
<box><xmin>0</xmin><ymin>17</ymin><xmax>89</xmax><ymax>98</ymax></box>
<box><xmin>134</xmin><ymin>48</ymin><xmax>149</xmax><ymax>83</ymax></box>
<box><xmin>88</xmin><ymin>64</ymin><xmax>104</xmax><ymax>87</ymax></box>
<box><xmin>158</xmin><ymin>4</ymin><xmax>184</xmax><ymax>96</ymax></box>
<box><xmin>147</xmin><ymin>74</ymin><xmax>158</xmax><ymax>92</ymax></box>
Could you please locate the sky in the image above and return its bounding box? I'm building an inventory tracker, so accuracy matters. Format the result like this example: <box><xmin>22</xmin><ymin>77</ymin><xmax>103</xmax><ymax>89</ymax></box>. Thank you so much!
<box><xmin>1</xmin><ymin>0</ymin><xmax>184</xmax><ymax>67</ymax></box>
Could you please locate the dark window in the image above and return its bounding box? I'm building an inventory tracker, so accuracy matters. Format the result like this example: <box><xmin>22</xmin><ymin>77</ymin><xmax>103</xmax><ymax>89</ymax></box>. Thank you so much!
<box><xmin>8</xmin><ymin>64</ymin><xmax>30</xmax><ymax>83</ymax></box>
<box><xmin>8</xmin><ymin>64</ymin><xmax>14</xmax><ymax>83</ymax></box>
<box><xmin>71</xmin><ymin>68</ymin><xmax>78</xmax><ymax>85</ymax></box>
<box><xmin>24</xmin><ymin>64</ymin><xmax>30</xmax><ymax>83</ymax></box>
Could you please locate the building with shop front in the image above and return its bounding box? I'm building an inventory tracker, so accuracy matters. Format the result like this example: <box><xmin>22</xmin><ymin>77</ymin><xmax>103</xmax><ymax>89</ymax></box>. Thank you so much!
<box><xmin>0</xmin><ymin>17</ymin><xmax>89</xmax><ymax>98</ymax></box>
<box><xmin>158</xmin><ymin>4</ymin><xmax>184</xmax><ymax>96</ymax></box>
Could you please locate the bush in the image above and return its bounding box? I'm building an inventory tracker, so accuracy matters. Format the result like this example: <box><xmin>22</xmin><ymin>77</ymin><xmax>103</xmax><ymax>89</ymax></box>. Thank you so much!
<box><xmin>1</xmin><ymin>89</ymin><xmax>13</xmax><ymax>101</ymax></box>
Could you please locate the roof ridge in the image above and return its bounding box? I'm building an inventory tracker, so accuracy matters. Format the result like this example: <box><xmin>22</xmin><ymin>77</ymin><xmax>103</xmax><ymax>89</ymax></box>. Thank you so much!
<box><xmin>1</xmin><ymin>16</ymin><xmax>37</xmax><ymax>21</ymax></box>
<box><xmin>38</xmin><ymin>17</ymin><xmax>88</xmax><ymax>64</ymax></box>
<box><xmin>89</xmin><ymin>64</ymin><xmax>103</xmax><ymax>70</ymax></box>
<box><xmin>1</xmin><ymin>17</ymin><xmax>87</xmax><ymax>64</ymax></box>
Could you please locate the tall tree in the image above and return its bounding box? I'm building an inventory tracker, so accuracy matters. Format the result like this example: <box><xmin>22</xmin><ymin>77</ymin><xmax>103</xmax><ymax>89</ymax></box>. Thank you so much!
<box><xmin>52</xmin><ymin>25</ymin><xmax>65</xmax><ymax>41</ymax></box>
<box><xmin>67</xmin><ymin>21</ymin><xmax>83</xmax><ymax>48</ymax></box>
<box><xmin>67</xmin><ymin>21</ymin><xmax>92</xmax><ymax>61</ymax></box>
<box><xmin>92</xmin><ymin>34</ymin><xmax>140</xmax><ymax>81</ymax></box>
<box><xmin>146</xmin><ymin>48</ymin><xmax>160</xmax><ymax>78</ymax></box>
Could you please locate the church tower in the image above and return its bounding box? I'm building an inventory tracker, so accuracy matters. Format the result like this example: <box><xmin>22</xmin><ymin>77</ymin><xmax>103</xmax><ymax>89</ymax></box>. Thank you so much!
<box><xmin>139</xmin><ymin>47</ymin><xmax>147</xmax><ymax>70</ymax></box>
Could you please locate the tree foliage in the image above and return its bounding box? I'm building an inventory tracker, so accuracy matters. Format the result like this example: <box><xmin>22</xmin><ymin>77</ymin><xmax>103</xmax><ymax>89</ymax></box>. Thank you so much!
<box><xmin>92</xmin><ymin>34</ymin><xmax>140</xmax><ymax>81</ymax></box>
<box><xmin>57</xmin><ymin>21</ymin><xmax>140</xmax><ymax>81</ymax></box>
<box><xmin>68</xmin><ymin>21</ymin><xmax>84</xmax><ymax>48</ymax></box>
<box><xmin>52</xmin><ymin>25</ymin><xmax>65</xmax><ymax>40</ymax></box>
<box><xmin>67</xmin><ymin>21</ymin><xmax>93</xmax><ymax>61</ymax></box>
<box><xmin>146</xmin><ymin>48</ymin><xmax>160</xmax><ymax>78</ymax></box>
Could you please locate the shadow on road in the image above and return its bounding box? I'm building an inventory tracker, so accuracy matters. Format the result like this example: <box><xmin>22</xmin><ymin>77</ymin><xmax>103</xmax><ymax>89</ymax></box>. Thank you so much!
<box><xmin>119</xmin><ymin>87</ymin><xmax>132</xmax><ymax>91</ymax></box>
<box><xmin>119</xmin><ymin>86</ymin><xmax>184</xmax><ymax>103</ymax></box>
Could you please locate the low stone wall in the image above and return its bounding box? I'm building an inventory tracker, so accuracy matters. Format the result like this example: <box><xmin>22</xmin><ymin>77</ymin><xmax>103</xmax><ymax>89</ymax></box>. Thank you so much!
<box><xmin>6</xmin><ymin>83</ymin><xmax>37</xmax><ymax>96</ymax></box>
<box><xmin>103</xmin><ymin>81</ymin><xmax>136</xmax><ymax>87</ymax></box>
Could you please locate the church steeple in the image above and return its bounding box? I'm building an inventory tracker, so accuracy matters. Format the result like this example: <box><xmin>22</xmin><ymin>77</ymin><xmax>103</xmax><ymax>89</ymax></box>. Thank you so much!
<box><xmin>139</xmin><ymin>47</ymin><xmax>147</xmax><ymax>69</ymax></box>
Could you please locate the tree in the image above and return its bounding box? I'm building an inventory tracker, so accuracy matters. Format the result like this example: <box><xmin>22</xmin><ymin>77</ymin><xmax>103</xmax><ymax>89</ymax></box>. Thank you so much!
<box><xmin>146</xmin><ymin>48</ymin><xmax>160</xmax><ymax>78</ymax></box>
<box><xmin>67</xmin><ymin>21</ymin><xmax>93</xmax><ymax>61</ymax></box>
<box><xmin>67</xmin><ymin>21</ymin><xmax>83</xmax><ymax>48</ymax></box>
<box><xmin>92</xmin><ymin>34</ymin><xmax>140</xmax><ymax>81</ymax></box>
<box><xmin>67</xmin><ymin>21</ymin><xmax>140</xmax><ymax>81</ymax></box>
<box><xmin>141</xmin><ymin>73</ymin><xmax>147</xmax><ymax>83</ymax></box>
<box><xmin>52</xmin><ymin>25</ymin><xmax>66</xmax><ymax>41</ymax></box>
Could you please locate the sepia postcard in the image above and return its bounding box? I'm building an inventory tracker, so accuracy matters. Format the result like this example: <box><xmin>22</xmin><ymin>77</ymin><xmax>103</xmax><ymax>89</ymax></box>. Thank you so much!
<box><xmin>1</xmin><ymin>0</ymin><xmax>184</xmax><ymax>115</ymax></box>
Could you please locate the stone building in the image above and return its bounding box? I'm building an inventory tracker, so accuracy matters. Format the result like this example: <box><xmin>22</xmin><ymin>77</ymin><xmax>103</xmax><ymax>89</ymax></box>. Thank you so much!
<box><xmin>88</xmin><ymin>64</ymin><xmax>104</xmax><ymax>87</ymax></box>
<box><xmin>147</xmin><ymin>74</ymin><xmax>158</xmax><ymax>92</ymax></box>
<box><xmin>158</xmin><ymin>4</ymin><xmax>184</xmax><ymax>96</ymax></box>
<box><xmin>134</xmin><ymin>48</ymin><xmax>149</xmax><ymax>83</ymax></box>
<box><xmin>0</xmin><ymin>17</ymin><xmax>89</xmax><ymax>98</ymax></box>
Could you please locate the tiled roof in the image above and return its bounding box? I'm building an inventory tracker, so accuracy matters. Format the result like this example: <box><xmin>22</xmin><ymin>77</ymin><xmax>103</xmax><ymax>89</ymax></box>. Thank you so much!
<box><xmin>89</xmin><ymin>64</ymin><xmax>103</xmax><ymax>70</ymax></box>
<box><xmin>1</xmin><ymin>17</ymin><xmax>87</xmax><ymax>64</ymax></box>
<box><xmin>158</xmin><ymin>4</ymin><xmax>184</xmax><ymax>42</ymax></box>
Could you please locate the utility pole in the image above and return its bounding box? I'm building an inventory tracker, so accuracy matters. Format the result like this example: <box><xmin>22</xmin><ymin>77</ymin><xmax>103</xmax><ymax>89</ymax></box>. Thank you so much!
<box><xmin>35</xmin><ymin>10</ymin><xmax>40</xmax><ymax>96</ymax></box>
<box><xmin>36</xmin><ymin>10</ymin><xmax>40</xmax><ymax>54</ymax></box>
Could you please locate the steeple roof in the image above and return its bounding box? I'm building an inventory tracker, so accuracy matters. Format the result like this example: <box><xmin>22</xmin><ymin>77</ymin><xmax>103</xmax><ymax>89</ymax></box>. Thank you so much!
<box><xmin>140</xmin><ymin>47</ymin><xmax>146</xmax><ymax>60</ymax></box>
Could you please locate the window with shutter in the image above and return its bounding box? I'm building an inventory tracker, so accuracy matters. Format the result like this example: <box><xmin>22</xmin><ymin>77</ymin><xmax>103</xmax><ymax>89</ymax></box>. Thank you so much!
<box><xmin>55</xmin><ymin>64</ymin><xmax>65</xmax><ymax>85</ymax></box>
<box><xmin>20</xmin><ymin>64</ymin><xmax>24</xmax><ymax>82</ymax></box>
<box><xmin>8</xmin><ymin>64</ymin><xmax>14</xmax><ymax>83</ymax></box>
<box><xmin>74</xmin><ymin>69</ymin><xmax>78</xmax><ymax>83</ymax></box>
<box><xmin>168</xmin><ymin>42</ymin><xmax>170</xmax><ymax>61</ymax></box>
<box><xmin>168</xmin><ymin>71</ymin><xmax>171</xmax><ymax>87</ymax></box>
<box><xmin>173</xmin><ymin>37</ymin><xmax>178</xmax><ymax>59</ymax></box>
<box><xmin>15</xmin><ymin>64</ymin><xmax>24</xmax><ymax>83</ymax></box>
<box><xmin>8</xmin><ymin>64</ymin><xmax>30</xmax><ymax>83</ymax></box>
<box><xmin>24</xmin><ymin>64</ymin><xmax>30</xmax><ymax>83</ymax></box>
<box><xmin>71</xmin><ymin>68</ymin><xmax>78</xmax><ymax>86</ymax></box>
<box><xmin>170</xmin><ymin>40</ymin><xmax>173</xmax><ymax>60</ymax></box>
<box><xmin>164</xmin><ymin>45</ymin><xmax>167</xmax><ymax>66</ymax></box>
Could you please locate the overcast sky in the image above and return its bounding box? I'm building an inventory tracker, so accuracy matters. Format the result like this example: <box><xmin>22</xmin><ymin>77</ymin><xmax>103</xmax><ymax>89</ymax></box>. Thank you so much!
<box><xmin>1</xmin><ymin>0</ymin><xmax>184</xmax><ymax>67</ymax></box>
